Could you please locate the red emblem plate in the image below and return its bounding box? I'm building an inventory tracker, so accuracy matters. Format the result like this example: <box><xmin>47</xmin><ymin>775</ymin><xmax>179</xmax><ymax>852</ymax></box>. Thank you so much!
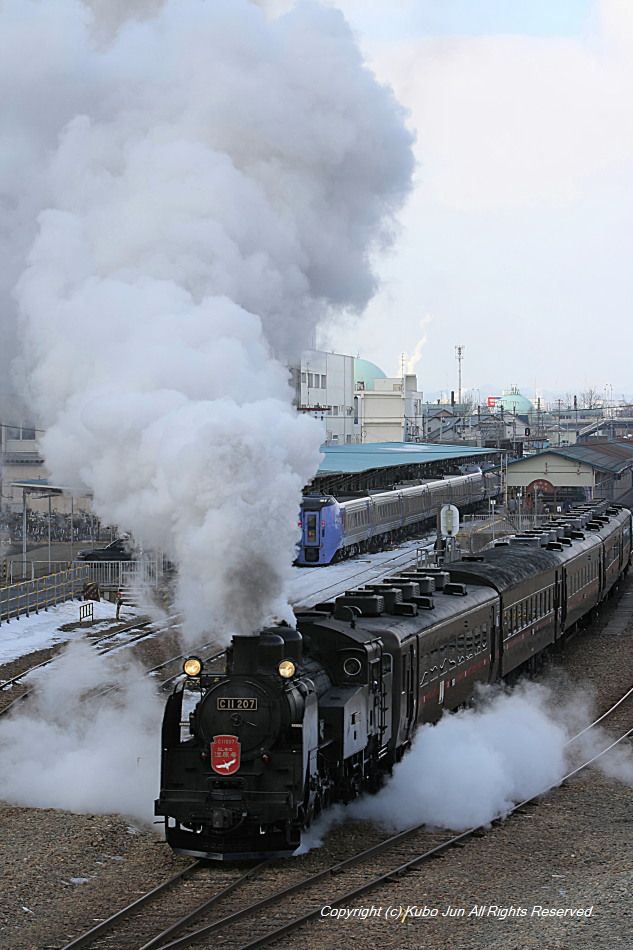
<box><xmin>210</xmin><ymin>735</ymin><xmax>241</xmax><ymax>775</ymax></box>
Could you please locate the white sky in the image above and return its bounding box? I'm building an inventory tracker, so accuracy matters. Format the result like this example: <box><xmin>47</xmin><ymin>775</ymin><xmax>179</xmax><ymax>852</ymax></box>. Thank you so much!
<box><xmin>309</xmin><ymin>0</ymin><xmax>633</xmax><ymax>403</ymax></box>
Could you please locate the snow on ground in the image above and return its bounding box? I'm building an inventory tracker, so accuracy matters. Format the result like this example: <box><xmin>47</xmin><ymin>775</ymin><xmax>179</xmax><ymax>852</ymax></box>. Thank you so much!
<box><xmin>0</xmin><ymin>599</ymin><xmax>124</xmax><ymax>667</ymax></box>
<box><xmin>0</xmin><ymin>535</ymin><xmax>434</xmax><ymax>669</ymax></box>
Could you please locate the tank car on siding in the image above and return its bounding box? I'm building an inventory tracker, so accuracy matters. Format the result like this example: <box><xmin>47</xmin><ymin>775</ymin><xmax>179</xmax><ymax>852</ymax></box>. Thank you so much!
<box><xmin>157</xmin><ymin>501</ymin><xmax>630</xmax><ymax>860</ymax></box>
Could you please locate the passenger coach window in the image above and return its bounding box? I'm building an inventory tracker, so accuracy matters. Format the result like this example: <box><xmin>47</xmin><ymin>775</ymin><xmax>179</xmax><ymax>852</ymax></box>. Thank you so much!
<box><xmin>382</xmin><ymin>654</ymin><xmax>393</xmax><ymax>675</ymax></box>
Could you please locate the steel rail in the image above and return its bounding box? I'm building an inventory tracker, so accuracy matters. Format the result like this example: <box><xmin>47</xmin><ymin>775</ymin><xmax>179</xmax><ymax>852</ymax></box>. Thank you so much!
<box><xmin>58</xmin><ymin>860</ymin><xmax>269</xmax><ymax>950</ymax></box>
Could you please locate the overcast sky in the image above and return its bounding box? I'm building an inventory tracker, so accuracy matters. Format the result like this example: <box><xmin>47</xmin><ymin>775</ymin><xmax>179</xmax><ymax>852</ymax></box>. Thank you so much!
<box><xmin>306</xmin><ymin>0</ymin><xmax>633</xmax><ymax>404</ymax></box>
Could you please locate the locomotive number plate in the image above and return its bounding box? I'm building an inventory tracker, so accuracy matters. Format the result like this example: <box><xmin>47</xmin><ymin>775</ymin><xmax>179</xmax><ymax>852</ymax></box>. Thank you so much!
<box><xmin>217</xmin><ymin>697</ymin><xmax>258</xmax><ymax>710</ymax></box>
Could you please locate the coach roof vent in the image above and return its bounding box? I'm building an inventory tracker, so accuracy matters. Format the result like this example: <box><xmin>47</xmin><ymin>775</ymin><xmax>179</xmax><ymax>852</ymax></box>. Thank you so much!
<box><xmin>381</xmin><ymin>579</ymin><xmax>420</xmax><ymax>600</ymax></box>
<box><xmin>416</xmin><ymin>569</ymin><xmax>450</xmax><ymax>589</ymax></box>
<box><xmin>444</xmin><ymin>582</ymin><xmax>468</xmax><ymax>596</ymax></box>
<box><xmin>400</xmin><ymin>573</ymin><xmax>436</xmax><ymax>593</ymax></box>
<box><xmin>509</xmin><ymin>536</ymin><xmax>541</xmax><ymax>547</ymax></box>
<box><xmin>363</xmin><ymin>585</ymin><xmax>403</xmax><ymax>612</ymax></box>
<box><xmin>334</xmin><ymin>593</ymin><xmax>384</xmax><ymax>618</ymax></box>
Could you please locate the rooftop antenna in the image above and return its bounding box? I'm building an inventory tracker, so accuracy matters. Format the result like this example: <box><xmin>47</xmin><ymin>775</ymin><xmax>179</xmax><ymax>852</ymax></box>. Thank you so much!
<box><xmin>455</xmin><ymin>344</ymin><xmax>465</xmax><ymax>404</ymax></box>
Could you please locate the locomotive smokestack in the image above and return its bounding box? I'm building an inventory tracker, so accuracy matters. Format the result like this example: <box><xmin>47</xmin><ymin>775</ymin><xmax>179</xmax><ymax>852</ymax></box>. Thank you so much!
<box><xmin>229</xmin><ymin>636</ymin><xmax>259</xmax><ymax>676</ymax></box>
<box><xmin>229</xmin><ymin>629</ymin><xmax>291</xmax><ymax>675</ymax></box>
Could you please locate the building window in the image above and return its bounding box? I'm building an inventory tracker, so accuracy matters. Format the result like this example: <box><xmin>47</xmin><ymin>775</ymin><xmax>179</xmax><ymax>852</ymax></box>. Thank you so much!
<box><xmin>332</xmin><ymin>406</ymin><xmax>339</xmax><ymax>416</ymax></box>
<box><xmin>308</xmin><ymin>373</ymin><xmax>314</xmax><ymax>387</ymax></box>
<box><xmin>301</xmin><ymin>372</ymin><xmax>307</xmax><ymax>383</ymax></box>
<box><xmin>321</xmin><ymin>375</ymin><xmax>327</xmax><ymax>388</ymax></box>
<box><xmin>6</xmin><ymin>425</ymin><xmax>36</xmax><ymax>440</ymax></box>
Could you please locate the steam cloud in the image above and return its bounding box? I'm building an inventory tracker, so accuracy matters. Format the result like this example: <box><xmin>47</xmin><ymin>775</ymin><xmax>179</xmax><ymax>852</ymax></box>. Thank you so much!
<box><xmin>349</xmin><ymin>681</ymin><xmax>633</xmax><ymax>831</ymax></box>
<box><xmin>2</xmin><ymin>0</ymin><xmax>414</xmax><ymax>639</ymax></box>
<box><xmin>0</xmin><ymin>643</ymin><xmax>162</xmax><ymax>822</ymax></box>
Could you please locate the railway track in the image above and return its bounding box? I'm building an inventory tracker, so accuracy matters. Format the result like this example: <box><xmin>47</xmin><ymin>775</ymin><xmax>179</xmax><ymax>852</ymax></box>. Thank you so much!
<box><xmin>58</xmin><ymin>685</ymin><xmax>632</xmax><ymax>950</ymax></box>
<box><xmin>0</xmin><ymin>617</ymin><xmax>163</xmax><ymax>717</ymax></box>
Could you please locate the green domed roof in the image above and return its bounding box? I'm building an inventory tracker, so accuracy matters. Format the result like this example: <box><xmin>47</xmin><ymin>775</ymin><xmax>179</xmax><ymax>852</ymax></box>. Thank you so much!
<box><xmin>354</xmin><ymin>358</ymin><xmax>387</xmax><ymax>391</ymax></box>
<box><xmin>498</xmin><ymin>388</ymin><xmax>534</xmax><ymax>415</ymax></box>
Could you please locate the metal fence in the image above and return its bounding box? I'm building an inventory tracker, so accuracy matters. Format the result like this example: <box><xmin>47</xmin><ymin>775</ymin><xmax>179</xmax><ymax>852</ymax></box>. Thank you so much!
<box><xmin>0</xmin><ymin>565</ymin><xmax>90</xmax><ymax>625</ymax></box>
<box><xmin>76</xmin><ymin>559</ymin><xmax>162</xmax><ymax>589</ymax></box>
<box><xmin>1</xmin><ymin>560</ymin><xmax>75</xmax><ymax>585</ymax></box>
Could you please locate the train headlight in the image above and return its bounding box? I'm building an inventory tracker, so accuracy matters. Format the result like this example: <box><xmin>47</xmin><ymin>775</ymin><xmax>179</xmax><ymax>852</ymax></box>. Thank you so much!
<box><xmin>183</xmin><ymin>656</ymin><xmax>203</xmax><ymax>677</ymax></box>
<box><xmin>278</xmin><ymin>659</ymin><xmax>296</xmax><ymax>679</ymax></box>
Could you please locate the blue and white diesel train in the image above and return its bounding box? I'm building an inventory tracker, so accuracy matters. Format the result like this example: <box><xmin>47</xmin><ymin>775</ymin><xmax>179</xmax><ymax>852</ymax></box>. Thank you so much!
<box><xmin>296</xmin><ymin>471</ymin><xmax>499</xmax><ymax>565</ymax></box>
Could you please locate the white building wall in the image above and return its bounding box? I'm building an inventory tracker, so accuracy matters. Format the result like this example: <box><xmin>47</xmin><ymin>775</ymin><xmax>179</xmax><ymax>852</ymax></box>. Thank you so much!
<box><xmin>356</xmin><ymin>374</ymin><xmax>425</xmax><ymax>443</ymax></box>
<box><xmin>299</xmin><ymin>350</ymin><xmax>359</xmax><ymax>444</ymax></box>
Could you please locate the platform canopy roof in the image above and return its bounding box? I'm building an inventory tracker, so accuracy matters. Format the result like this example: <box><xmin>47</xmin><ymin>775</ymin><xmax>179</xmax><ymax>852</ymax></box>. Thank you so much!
<box><xmin>317</xmin><ymin>442</ymin><xmax>497</xmax><ymax>475</ymax></box>
<box><xmin>10</xmin><ymin>478</ymin><xmax>90</xmax><ymax>495</ymax></box>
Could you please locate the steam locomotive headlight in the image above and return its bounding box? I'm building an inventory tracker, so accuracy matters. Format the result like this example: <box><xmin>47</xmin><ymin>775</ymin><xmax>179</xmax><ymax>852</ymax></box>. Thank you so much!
<box><xmin>183</xmin><ymin>656</ymin><xmax>203</xmax><ymax>677</ymax></box>
<box><xmin>278</xmin><ymin>659</ymin><xmax>296</xmax><ymax>679</ymax></box>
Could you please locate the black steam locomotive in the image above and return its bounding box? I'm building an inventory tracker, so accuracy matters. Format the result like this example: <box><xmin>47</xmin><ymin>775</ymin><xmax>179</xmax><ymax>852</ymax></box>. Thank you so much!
<box><xmin>155</xmin><ymin>500</ymin><xmax>631</xmax><ymax>860</ymax></box>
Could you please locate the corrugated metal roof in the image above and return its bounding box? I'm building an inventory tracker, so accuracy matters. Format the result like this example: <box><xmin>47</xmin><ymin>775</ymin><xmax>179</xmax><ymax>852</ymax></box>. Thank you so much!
<box><xmin>317</xmin><ymin>442</ymin><xmax>496</xmax><ymax>474</ymax></box>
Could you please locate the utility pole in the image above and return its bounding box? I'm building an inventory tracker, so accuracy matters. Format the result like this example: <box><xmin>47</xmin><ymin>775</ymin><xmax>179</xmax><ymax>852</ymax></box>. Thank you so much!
<box><xmin>455</xmin><ymin>345</ymin><xmax>464</xmax><ymax>404</ymax></box>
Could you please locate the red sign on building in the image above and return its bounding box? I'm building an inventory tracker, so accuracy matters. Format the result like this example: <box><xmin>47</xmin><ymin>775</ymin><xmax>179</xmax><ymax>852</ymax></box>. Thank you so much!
<box><xmin>210</xmin><ymin>735</ymin><xmax>241</xmax><ymax>775</ymax></box>
<box><xmin>487</xmin><ymin>396</ymin><xmax>500</xmax><ymax>407</ymax></box>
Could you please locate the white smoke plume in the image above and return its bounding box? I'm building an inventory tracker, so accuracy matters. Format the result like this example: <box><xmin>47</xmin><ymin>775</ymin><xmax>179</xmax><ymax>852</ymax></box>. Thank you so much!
<box><xmin>348</xmin><ymin>681</ymin><xmax>633</xmax><ymax>833</ymax></box>
<box><xmin>0</xmin><ymin>642</ymin><xmax>162</xmax><ymax>822</ymax></box>
<box><xmin>3</xmin><ymin>0</ymin><xmax>414</xmax><ymax>640</ymax></box>
<box><xmin>405</xmin><ymin>313</ymin><xmax>434</xmax><ymax>375</ymax></box>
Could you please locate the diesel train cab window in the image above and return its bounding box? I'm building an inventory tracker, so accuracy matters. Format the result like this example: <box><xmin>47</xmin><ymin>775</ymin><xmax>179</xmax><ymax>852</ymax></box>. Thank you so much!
<box><xmin>306</xmin><ymin>513</ymin><xmax>317</xmax><ymax>542</ymax></box>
